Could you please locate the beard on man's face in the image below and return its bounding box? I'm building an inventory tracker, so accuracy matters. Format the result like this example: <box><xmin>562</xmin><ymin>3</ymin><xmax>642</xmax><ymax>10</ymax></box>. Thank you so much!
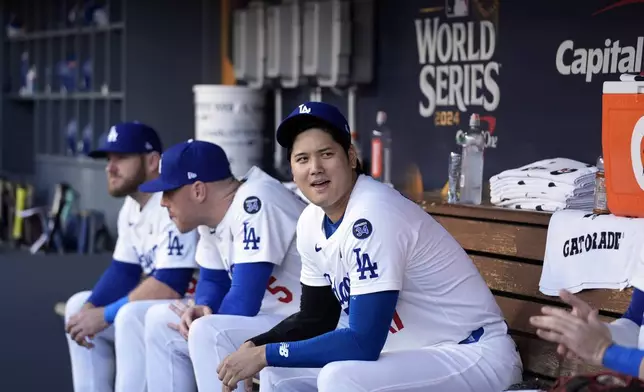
<box><xmin>107</xmin><ymin>166</ymin><xmax>147</xmax><ymax>198</ymax></box>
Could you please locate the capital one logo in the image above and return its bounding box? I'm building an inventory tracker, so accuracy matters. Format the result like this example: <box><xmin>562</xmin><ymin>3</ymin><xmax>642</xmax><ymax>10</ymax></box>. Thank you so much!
<box><xmin>630</xmin><ymin>116</ymin><xmax>644</xmax><ymax>190</ymax></box>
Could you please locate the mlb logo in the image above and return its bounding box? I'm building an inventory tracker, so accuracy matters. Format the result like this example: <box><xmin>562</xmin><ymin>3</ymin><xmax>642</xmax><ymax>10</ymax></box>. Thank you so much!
<box><xmin>445</xmin><ymin>0</ymin><xmax>468</xmax><ymax>18</ymax></box>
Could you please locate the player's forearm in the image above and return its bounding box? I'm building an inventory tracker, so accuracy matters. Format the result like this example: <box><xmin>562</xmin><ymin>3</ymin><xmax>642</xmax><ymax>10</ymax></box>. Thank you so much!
<box><xmin>601</xmin><ymin>343</ymin><xmax>644</xmax><ymax>379</ymax></box>
<box><xmin>86</xmin><ymin>259</ymin><xmax>142</xmax><ymax>307</ymax></box>
<box><xmin>264</xmin><ymin>290</ymin><xmax>397</xmax><ymax>368</ymax></box>
<box><xmin>217</xmin><ymin>262</ymin><xmax>274</xmax><ymax>317</ymax></box>
<box><xmin>249</xmin><ymin>284</ymin><xmax>340</xmax><ymax>346</ymax></box>
<box><xmin>194</xmin><ymin>266</ymin><xmax>231</xmax><ymax>312</ymax></box>
<box><xmin>607</xmin><ymin>318</ymin><xmax>640</xmax><ymax>348</ymax></box>
<box><xmin>610</xmin><ymin>288</ymin><xmax>644</xmax><ymax>348</ymax></box>
<box><xmin>128</xmin><ymin>276</ymin><xmax>183</xmax><ymax>301</ymax></box>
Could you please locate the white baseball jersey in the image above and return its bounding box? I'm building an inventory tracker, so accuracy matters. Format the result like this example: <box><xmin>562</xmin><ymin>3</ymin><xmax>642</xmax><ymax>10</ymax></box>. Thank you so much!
<box><xmin>112</xmin><ymin>192</ymin><xmax>199</xmax><ymax>276</ymax></box>
<box><xmin>195</xmin><ymin>167</ymin><xmax>305</xmax><ymax>317</ymax></box>
<box><xmin>297</xmin><ymin>175</ymin><xmax>507</xmax><ymax>351</ymax></box>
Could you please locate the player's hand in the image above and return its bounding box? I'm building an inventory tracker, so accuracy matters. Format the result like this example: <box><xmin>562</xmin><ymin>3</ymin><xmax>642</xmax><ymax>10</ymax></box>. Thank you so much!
<box><xmin>530</xmin><ymin>306</ymin><xmax>612</xmax><ymax>367</ymax></box>
<box><xmin>222</xmin><ymin>378</ymin><xmax>254</xmax><ymax>392</ymax></box>
<box><xmin>65</xmin><ymin>307</ymin><xmax>109</xmax><ymax>349</ymax></box>
<box><xmin>218</xmin><ymin>341</ymin><xmax>266</xmax><ymax>390</ymax></box>
<box><xmin>556</xmin><ymin>289</ymin><xmax>596</xmax><ymax>358</ymax></box>
<box><xmin>167</xmin><ymin>301</ymin><xmax>212</xmax><ymax>340</ymax></box>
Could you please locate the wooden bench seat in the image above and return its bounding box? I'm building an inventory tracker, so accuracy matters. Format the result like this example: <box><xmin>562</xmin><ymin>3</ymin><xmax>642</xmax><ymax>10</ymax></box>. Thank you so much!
<box><xmin>421</xmin><ymin>196</ymin><xmax>632</xmax><ymax>382</ymax></box>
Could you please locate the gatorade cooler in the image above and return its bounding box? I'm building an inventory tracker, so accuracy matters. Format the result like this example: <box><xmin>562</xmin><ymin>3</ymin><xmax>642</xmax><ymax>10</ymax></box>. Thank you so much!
<box><xmin>602</xmin><ymin>80</ymin><xmax>644</xmax><ymax>217</ymax></box>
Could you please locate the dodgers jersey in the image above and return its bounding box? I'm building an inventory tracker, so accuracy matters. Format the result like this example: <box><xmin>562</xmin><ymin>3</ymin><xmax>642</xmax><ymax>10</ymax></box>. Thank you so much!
<box><xmin>112</xmin><ymin>192</ymin><xmax>199</xmax><ymax>276</ymax></box>
<box><xmin>297</xmin><ymin>175</ymin><xmax>507</xmax><ymax>351</ymax></box>
<box><xmin>195</xmin><ymin>167</ymin><xmax>305</xmax><ymax>317</ymax></box>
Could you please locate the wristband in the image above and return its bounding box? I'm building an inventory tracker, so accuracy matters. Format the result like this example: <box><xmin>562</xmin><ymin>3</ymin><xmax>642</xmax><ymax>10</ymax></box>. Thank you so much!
<box><xmin>104</xmin><ymin>296</ymin><xmax>130</xmax><ymax>324</ymax></box>
<box><xmin>602</xmin><ymin>343</ymin><xmax>644</xmax><ymax>377</ymax></box>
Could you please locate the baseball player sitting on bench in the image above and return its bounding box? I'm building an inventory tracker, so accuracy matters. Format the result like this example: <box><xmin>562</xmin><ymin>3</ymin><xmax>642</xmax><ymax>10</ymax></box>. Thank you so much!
<box><xmin>139</xmin><ymin>139</ymin><xmax>306</xmax><ymax>392</ymax></box>
<box><xmin>63</xmin><ymin>123</ymin><xmax>199</xmax><ymax>392</ymax></box>
<box><xmin>214</xmin><ymin>102</ymin><xmax>524</xmax><ymax>392</ymax></box>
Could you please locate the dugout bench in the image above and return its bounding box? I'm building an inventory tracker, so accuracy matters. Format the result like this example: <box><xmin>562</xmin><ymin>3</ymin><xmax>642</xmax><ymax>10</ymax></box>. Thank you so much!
<box><xmin>421</xmin><ymin>195</ymin><xmax>632</xmax><ymax>386</ymax></box>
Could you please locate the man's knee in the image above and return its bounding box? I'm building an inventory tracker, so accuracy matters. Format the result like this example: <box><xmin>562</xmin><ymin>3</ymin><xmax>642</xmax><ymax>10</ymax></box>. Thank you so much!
<box><xmin>317</xmin><ymin>362</ymin><xmax>357</xmax><ymax>392</ymax></box>
<box><xmin>144</xmin><ymin>303</ymin><xmax>176</xmax><ymax>341</ymax></box>
<box><xmin>65</xmin><ymin>291</ymin><xmax>92</xmax><ymax>321</ymax></box>
<box><xmin>114</xmin><ymin>301</ymin><xmax>147</xmax><ymax>332</ymax></box>
<box><xmin>187</xmin><ymin>316</ymin><xmax>211</xmax><ymax>346</ymax></box>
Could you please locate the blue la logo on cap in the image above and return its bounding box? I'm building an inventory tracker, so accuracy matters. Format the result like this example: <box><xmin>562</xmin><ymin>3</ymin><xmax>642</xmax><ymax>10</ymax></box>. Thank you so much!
<box><xmin>89</xmin><ymin>122</ymin><xmax>163</xmax><ymax>159</ymax></box>
<box><xmin>275</xmin><ymin>102</ymin><xmax>351</xmax><ymax>148</ymax></box>
<box><xmin>139</xmin><ymin>139</ymin><xmax>233</xmax><ymax>193</ymax></box>
<box><xmin>107</xmin><ymin>126</ymin><xmax>118</xmax><ymax>143</ymax></box>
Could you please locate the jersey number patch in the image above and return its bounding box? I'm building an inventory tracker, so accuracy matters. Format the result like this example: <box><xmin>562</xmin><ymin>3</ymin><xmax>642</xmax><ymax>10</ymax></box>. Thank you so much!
<box><xmin>242</xmin><ymin>222</ymin><xmax>261</xmax><ymax>250</ymax></box>
<box><xmin>167</xmin><ymin>231</ymin><xmax>184</xmax><ymax>256</ymax></box>
<box><xmin>267</xmin><ymin>276</ymin><xmax>293</xmax><ymax>303</ymax></box>
<box><xmin>354</xmin><ymin>248</ymin><xmax>379</xmax><ymax>280</ymax></box>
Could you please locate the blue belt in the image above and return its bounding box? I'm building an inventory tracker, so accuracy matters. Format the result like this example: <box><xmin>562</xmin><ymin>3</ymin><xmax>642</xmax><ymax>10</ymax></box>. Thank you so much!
<box><xmin>458</xmin><ymin>326</ymin><xmax>484</xmax><ymax>344</ymax></box>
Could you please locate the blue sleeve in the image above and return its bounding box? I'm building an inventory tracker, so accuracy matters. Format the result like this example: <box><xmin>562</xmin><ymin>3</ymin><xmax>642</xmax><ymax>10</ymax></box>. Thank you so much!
<box><xmin>622</xmin><ymin>288</ymin><xmax>644</xmax><ymax>326</ymax></box>
<box><xmin>602</xmin><ymin>343</ymin><xmax>644</xmax><ymax>377</ymax></box>
<box><xmin>152</xmin><ymin>268</ymin><xmax>195</xmax><ymax>296</ymax></box>
<box><xmin>87</xmin><ymin>260</ymin><xmax>142</xmax><ymax>307</ymax></box>
<box><xmin>195</xmin><ymin>266</ymin><xmax>232</xmax><ymax>311</ymax></box>
<box><xmin>217</xmin><ymin>262</ymin><xmax>274</xmax><ymax>317</ymax></box>
<box><xmin>266</xmin><ymin>290</ymin><xmax>399</xmax><ymax>368</ymax></box>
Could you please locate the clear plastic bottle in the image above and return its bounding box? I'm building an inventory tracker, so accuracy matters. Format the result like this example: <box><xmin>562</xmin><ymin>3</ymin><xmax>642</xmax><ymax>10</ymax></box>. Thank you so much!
<box><xmin>371</xmin><ymin>111</ymin><xmax>392</xmax><ymax>185</ymax></box>
<box><xmin>593</xmin><ymin>156</ymin><xmax>609</xmax><ymax>214</ymax></box>
<box><xmin>457</xmin><ymin>114</ymin><xmax>485</xmax><ymax>205</ymax></box>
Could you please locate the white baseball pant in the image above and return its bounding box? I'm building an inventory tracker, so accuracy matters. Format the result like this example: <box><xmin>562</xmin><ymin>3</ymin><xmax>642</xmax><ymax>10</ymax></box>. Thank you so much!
<box><xmin>187</xmin><ymin>313</ymin><xmax>285</xmax><ymax>392</ymax></box>
<box><xmin>144</xmin><ymin>303</ymin><xmax>196</xmax><ymax>392</ymax></box>
<box><xmin>64</xmin><ymin>291</ymin><xmax>173</xmax><ymax>392</ymax></box>
<box><xmin>257</xmin><ymin>333</ymin><xmax>523</xmax><ymax>392</ymax></box>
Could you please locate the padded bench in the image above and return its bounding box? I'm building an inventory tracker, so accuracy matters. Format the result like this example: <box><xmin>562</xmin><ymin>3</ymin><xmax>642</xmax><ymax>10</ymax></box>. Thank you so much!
<box><xmin>421</xmin><ymin>196</ymin><xmax>632</xmax><ymax>384</ymax></box>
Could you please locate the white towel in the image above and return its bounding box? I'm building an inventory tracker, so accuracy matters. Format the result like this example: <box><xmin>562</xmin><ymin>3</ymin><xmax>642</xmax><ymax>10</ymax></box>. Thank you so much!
<box><xmin>490</xmin><ymin>186</ymin><xmax>594</xmax><ymax>205</ymax></box>
<box><xmin>500</xmin><ymin>200</ymin><xmax>593</xmax><ymax>212</ymax></box>
<box><xmin>494</xmin><ymin>193</ymin><xmax>594</xmax><ymax>211</ymax></box>
<box><xmin>539</xmin><ymin>210</ymin><xmax>644</xmax><ymax>296</ymax></box>
<box><xmin>491</xmin><ymin>158</ymin><xmax>597</xmax><ymax>187</ymax></box>
<box><xmin>490</xmin><ymin>177</ymin><xmax>595</xmax><ymax>193</ymax></box>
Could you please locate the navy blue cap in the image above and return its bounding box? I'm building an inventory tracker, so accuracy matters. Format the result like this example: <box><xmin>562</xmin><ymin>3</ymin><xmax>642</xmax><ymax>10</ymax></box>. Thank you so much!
<box><xmin>138</xmin><ymin>139</ymin><xmax>233</xmax><ymax>193</ymax></box>
<box><xmin>89</xmin><ymin>122</ymin><xmax>163</xmax><ymax>158</ymax></box>
<box><xmin>276</xmin><ymin>102</ymin><xmax>351</xmax><ymax>148</ymax></box>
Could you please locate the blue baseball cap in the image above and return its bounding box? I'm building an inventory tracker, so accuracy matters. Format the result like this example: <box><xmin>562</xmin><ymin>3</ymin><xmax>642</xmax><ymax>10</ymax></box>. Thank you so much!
<box><xmin>276</xmin><ymin>102</ymin><xmax>351</xmax><ymax>148</ymax></box>
<box><xmin>138</xmin><ymin>139</ymin><xmax>233</xmax><ymax>193</ymax></box>
<box><xmin>89</xmin><ymin>122</ymin><xmax>163</xmax><ymax>158</ymax></box>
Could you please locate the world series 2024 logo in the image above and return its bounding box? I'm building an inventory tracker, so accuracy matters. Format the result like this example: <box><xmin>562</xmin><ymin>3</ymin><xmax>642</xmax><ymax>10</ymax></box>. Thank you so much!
<box><xmin>414</xmin><ymin>0</ymin><xmax>500</xmax><ymax>138</ymax></box>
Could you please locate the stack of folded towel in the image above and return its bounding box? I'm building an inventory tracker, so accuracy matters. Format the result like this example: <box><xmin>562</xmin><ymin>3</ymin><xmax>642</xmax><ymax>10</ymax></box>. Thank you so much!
<box><xmin>490</xmin><ymin>158</ymin><xmax>598</xmax><ymax>212</ymax></box>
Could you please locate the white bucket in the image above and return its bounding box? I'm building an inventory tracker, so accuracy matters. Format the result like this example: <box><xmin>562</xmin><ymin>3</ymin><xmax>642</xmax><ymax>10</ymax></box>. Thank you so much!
<box><xmin>193</xmin><ymin>85</ymin><xmax>265</xmax><ymax>178</ymax></box>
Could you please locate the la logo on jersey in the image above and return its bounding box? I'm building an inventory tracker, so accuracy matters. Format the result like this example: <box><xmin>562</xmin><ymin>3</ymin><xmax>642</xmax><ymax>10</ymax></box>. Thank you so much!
<box><xmin>167</xmin><ymin>231</ymin><xmax>184</xmax><ymax>256</ymax></box>
<box><xmin>630</xmin><ymin>116</ymin><xmax>644</xmax><ymax>191</ymax></box>
<box><xmin>243</xmin><ymin>222</ymin><xmax>260</xmax><ymax>250</ymax></box>
<box><xmin>298</xmin><ymin>104</ymin><xmax>311</xmax><ymax>114</ymax></box>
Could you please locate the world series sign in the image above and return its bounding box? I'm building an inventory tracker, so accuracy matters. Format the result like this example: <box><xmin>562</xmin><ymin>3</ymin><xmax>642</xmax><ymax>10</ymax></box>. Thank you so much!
<box><xmin>414</xmin><ymin>0</ymin><xmax>501</xmax><ymax>149</ymax></box>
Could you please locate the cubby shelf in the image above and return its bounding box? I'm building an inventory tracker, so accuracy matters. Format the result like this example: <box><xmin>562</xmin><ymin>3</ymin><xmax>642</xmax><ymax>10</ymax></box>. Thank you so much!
<box><xmin>3</xmin><ymin>0</ymin><xmax>126</xmax><ymax>157</ymax></box>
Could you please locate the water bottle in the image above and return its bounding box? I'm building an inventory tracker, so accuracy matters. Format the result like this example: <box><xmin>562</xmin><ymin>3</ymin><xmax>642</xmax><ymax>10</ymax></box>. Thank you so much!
<box><xmin>371</xmin><ymin>111</ymin><xmax>393</xmax><ymax>185</ymax></box>
<box><xmin>593</xmin><ymin>156</ymin><xmax>609</xmax><ymax>215</ymax></box>
<box><xmin>457</xmin><ymin>114</ymin><xmax>485</xmax><ymax>205</ymax></box>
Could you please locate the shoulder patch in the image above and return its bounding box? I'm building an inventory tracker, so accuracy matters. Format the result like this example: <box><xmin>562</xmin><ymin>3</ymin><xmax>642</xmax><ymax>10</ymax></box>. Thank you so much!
<box><xmin>352</xmin><ymin>218</ymin><xmax>373</xmax><ymax>240</ymax></box>
<box><xmin>243</xmin><ymin>196</ymin><xmax>262</xmax><ymax>214</ymax></box>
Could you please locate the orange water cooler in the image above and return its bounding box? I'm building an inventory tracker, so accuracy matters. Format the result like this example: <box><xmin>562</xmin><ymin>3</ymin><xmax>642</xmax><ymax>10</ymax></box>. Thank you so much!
<box><xmin>602</xmin><ymin>80</ymin><xmax>644</xmax><ymax>217</ymax></box>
